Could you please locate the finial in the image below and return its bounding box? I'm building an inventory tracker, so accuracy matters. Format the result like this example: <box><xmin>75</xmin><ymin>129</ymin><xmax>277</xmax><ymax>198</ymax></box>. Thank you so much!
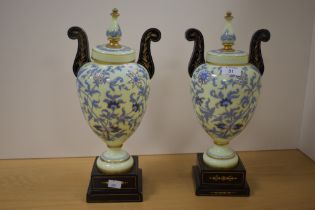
<box><xmin>111</xmin><ymin>8</ymin><xmax>119</xmax><ymax>18</ymax></box>
<box><xmin>225</xmin><ymin>11</ymin><xmax>233</xmax><ymax>20</ymax></box>
<box><xmin>106</xmin><ymin>8</ymin><xmax>122</xmax><ymax>48</ymax></box>
<box><xmin>221</xmin><ymin>11</ymin><xmax>236</xmax><ymax>51</ymax></box>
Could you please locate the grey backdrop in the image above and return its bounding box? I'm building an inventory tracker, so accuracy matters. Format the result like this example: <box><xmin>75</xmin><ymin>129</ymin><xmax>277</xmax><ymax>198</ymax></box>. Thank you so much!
<box><xmin>0</xmin><ymin>0</ymin><xmax>314</xmax><ymax>159</ymax></box>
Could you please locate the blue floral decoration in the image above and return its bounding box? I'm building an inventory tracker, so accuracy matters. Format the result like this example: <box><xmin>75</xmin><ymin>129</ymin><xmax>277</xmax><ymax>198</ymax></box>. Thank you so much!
<box><xmin>220</xmin><ymin>29</ymin><xmax>236</xmax><ymax>44</ymax></box>
<box><xmin>198</xmin><ymin>70</ymin><xmax>211</xmax><ymax>84</ymax></box>
<box><xmin>77</xmin><ymin>63</ymin><xmax>150</xmax><ymax>142</ymax></box>
<box><xmin>96</xmin><ymin>45</ymin><xmax>133</xmax><ymax>53</ymax></box>
<box><xmin>106</xmin><ymin>26</ymin><xmax>122</xmax><ymax>38</ymax></box>
<box><xmin>191</xmin><ymin>64</ymin><xmax>261</xmax><ymax>141</ymax></box>
<box><xmin>220</xmin><ymin>98</ymin><xmax>233</xmax><ymax>107</ymax></box>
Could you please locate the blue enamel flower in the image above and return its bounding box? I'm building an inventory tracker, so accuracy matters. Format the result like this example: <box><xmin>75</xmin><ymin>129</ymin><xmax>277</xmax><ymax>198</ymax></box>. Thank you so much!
<box><xmin>133</xmin><ymin>75</ymin><xmax>139</xmax><ymax>83</ymax></box>
<box><xmin>127</xmin><ymin>70</ymin><xmax>143</xmax><ymax>88</ymax></box>
<box><xmin>93</xmin><ymin>73</ymin><xmax>108</xmax><ymax>87</ymax></box>
<box><xmin>198</xmin><ymin>71</ymin><xmax>210</xmax><ymax>84</ymax></box>
<box><xmin>107</xmin><ymin>125</ymin><xmax>121</xmax><ymax>133</ymax></box>
<box><xmin>132</xmin><ymin>103</ymin><xmax>140</xmax><ymax>112</ymax></box>
<box><xmin>93</xmin><ymin>125</ymin><xmax>121</xmax><ymax>135</ymax></box>
<box><xmin>216</xmin><ymin>123</ymin><xmax>226</xmax><ymax>129</ymax></box>
<box><xmin>107</xmin><ymin>100</ymin><xmax>120</xmax><ymax>110</ymax></box>
<box><xmin>194</xmin><ymin>97</ymin><xmax>204</xmax><ymax>106</ymax></box>
<box><xmin>220</xmin><ymin>98</ymin><xmax>233</xmax><ymax>107</ymax></box>
<box><xmin>233</xmin><ymin>124</ymin><xmax>243</xmax><ymax>130</ymax></box>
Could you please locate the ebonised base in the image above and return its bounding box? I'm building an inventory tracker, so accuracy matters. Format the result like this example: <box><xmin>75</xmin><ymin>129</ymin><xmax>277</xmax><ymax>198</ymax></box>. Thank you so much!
<box><xmin>192</xmin><ymin>153</ymin><xmax>250</xmax><ymax>196</ymax></box>
<box><xmin>86</xmin><ymin>156</ymin><xmax>143</xmax><ymax>202</ymax></box>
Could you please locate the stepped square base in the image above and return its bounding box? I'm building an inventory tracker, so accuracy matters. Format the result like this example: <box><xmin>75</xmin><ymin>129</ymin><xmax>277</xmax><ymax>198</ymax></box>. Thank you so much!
<box><xmin>192</xmin><ymin>153</ymin><xmax>250</xmax><ymax>196</ymax></box>
<box><xmin>86</xmin><ymin>156</ymin><xmax>143</xmax><ymax>202</ymax></box>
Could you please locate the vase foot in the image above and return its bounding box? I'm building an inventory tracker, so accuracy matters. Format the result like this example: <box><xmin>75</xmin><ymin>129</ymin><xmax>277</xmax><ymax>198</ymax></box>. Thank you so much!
<box><xmin>96</xmin><ymin>155</ymin><xmax>134</xmax><ymax>175</ymax></box>
<box><xmin>96</xmin><ymin>147</ymin><xmax>134</xmax><ymax>175</ymax></box>
<box><xmin>203</xmin><ymin>153</ymin><xmax>238</xmax><ymax>169</ymax></box>
<box><xmin>203</xmin><ymin>146</ymin><xmax>239</xmax><ymax>169</ymax></box>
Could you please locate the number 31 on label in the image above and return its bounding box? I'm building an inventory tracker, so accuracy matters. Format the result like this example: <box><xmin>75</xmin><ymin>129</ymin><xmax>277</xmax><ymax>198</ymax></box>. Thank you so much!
<box><xmin>221</xmin><ymin>67</ymin><xmax>241</xmax><ymax>76</ymax></box>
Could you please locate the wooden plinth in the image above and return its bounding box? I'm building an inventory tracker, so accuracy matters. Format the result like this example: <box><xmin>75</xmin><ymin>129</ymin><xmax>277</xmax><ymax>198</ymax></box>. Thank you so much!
<box><xmin>193</xmin><ymin>153</ymin><xmax>250</xmax><ymax>196</ymax></box>
<box><xmin>86</xmin><ymin>156</ymin><xmax>143</xmax><ymax>202</ymax></box>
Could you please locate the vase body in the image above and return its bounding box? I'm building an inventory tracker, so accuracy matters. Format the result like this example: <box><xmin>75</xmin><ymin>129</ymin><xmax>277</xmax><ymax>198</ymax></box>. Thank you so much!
<box><xmin>191</xmin><ymin>63</ymin><xmax>261</xmax><ymax>144</ymax></box>
<box><xmin>77</xmin><ymin>62</ymin><xmax>150</xmax><ymax>147</ymax></box>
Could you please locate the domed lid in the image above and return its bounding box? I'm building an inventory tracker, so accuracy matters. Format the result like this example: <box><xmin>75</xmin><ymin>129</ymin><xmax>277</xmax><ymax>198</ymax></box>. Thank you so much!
<box><xmin>206</xmin><ymin>12</ymin><xmax>248</xmax><ymax>65</ymax></box>
<box><xmin>91</xmin><ymin>8</ymin><xmax>136</xmax><ymax>64</ymax></box>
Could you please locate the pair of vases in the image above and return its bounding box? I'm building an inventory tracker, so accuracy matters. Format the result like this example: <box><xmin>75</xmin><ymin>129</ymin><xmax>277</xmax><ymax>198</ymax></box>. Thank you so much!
<box><xmin>68</xmin><ymin>9</ymin><xmax>270</xmax><ymax>175</ymax></box>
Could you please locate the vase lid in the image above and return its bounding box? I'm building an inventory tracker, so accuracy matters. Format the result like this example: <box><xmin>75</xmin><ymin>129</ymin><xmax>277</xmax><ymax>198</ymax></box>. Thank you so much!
<box><xmin>206</xmin><ymin>12</ymin><xmax>248</xmax><ymax>65</ymax></box>
<box><xmin>91</xmin><ymin>8</ymin><xmax>136</xmax><ymax>64</ymax></box>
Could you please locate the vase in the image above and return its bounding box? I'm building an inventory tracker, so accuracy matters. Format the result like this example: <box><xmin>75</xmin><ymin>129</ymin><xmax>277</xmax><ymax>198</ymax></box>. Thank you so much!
<box><xmin>68</xmin><ymin>8</ymin><xmax>161</xmax><ymax>175</ymax></box>
<box><xmin>186</xmin><ymin>12</ymin><xmax>270</xmax><ymax>169</ymax></box>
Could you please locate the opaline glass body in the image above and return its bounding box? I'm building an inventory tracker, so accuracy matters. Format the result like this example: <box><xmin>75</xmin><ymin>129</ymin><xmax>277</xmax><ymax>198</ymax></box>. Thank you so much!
<box><xmin>77</xmin><ymin>62</ymin><xmax>150</xmax><ymax>148</ymax></box>
<box><xmin>191</xmin><ymin>63</ymin><xmax>261</xmax><ymax>145</ymax></box>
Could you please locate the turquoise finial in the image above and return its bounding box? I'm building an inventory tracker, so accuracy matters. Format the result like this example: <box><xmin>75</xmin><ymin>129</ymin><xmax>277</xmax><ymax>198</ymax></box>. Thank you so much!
<box><xmin>106</xmin><ymin>8</ymin><xmax>122</xmax><ymax>48</ymax></box>
<box><xmin>220</xmin><ymin>11</ymin><xmax>236</xmax><ymax>51</ymax></box>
